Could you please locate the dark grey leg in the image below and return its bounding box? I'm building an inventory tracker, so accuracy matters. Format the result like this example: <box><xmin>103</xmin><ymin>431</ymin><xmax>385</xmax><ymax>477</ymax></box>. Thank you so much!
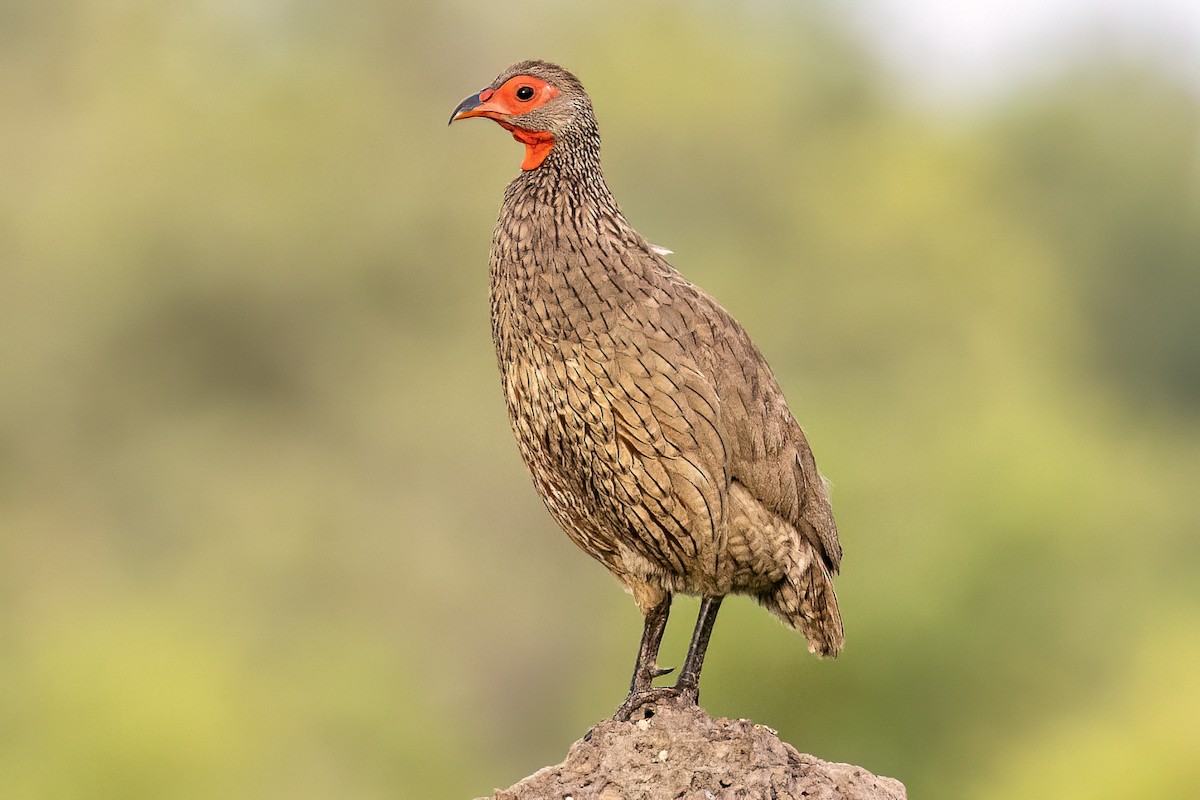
<box><xmin>675</xmin><ymin>595</ymin><xmax>724</xmax><ymax>703</ymax></box>
<box><xmin>614</xmin><ymin>594</ymin><xmax>725</xmax><ymax>720</ymax></box>
<box><xmin>629</xmin><ymin>593</ymin><xmax>674</xmax><ymax>694</ymax></box>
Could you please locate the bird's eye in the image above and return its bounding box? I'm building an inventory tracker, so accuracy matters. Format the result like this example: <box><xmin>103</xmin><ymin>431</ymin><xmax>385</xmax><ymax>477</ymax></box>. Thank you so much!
<box><xmin>515</xmin><ymin>85</ymin><xmax>535</xmax><ymax>101</ymax></box>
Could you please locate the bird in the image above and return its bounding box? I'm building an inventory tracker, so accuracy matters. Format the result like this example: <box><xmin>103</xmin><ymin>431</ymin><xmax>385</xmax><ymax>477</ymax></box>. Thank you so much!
<box><xmin>449</xmin><ymin>61</ymin><xmax>843</xmax><ymax>718</ymax></box>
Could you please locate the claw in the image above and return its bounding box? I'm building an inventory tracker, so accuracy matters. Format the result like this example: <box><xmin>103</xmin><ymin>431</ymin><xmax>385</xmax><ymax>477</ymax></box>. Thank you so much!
<box><xmin>630</xmin><ymin>663</ymin><xmax>673</xmax><ymax>693</ymax></box>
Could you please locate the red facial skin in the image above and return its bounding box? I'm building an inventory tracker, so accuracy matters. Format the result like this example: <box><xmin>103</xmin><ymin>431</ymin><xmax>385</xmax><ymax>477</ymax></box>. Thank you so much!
<box><xmin>452</xmin><ymin>76</ymin><xmax>560</xmax><ymax>170</ymax></box>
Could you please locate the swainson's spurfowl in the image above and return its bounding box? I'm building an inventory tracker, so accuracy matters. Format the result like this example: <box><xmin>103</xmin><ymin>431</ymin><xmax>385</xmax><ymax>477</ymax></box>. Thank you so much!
<box><xmin>450</xmin><ymin>61</ymin><xmax>843</xmax><ymax>718</ymax></box>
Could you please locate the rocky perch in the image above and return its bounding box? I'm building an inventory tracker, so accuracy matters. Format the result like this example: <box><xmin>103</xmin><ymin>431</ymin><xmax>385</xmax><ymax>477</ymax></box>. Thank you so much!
<box><xmin>476</xmin><ymin>701</ymin><xmax>905</xmax><ymax>800</ymax></box>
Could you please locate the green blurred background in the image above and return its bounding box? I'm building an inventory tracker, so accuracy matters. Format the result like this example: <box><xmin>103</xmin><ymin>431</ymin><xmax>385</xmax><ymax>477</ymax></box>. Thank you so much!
<box><xmin>2</xmin><ymin>1</ymin><xmax>1198</xmax><ymax>798</ymax></box>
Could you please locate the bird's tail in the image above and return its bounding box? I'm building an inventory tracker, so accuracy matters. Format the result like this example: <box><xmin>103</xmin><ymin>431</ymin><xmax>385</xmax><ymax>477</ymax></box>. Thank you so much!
<box><xmin>757</xmin><ymin>544</ymin><xmax>844</xmax><ymax>658</ymax></box>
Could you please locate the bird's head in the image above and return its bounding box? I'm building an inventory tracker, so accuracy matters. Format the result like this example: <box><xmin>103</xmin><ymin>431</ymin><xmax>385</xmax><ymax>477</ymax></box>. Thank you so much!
<box><xmin>449</xmin><ymin>60</ymin><xmax>592</xmax><ymax>171</ymax></box>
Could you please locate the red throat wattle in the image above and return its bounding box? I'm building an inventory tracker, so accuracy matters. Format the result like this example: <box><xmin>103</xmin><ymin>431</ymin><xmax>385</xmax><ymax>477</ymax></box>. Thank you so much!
<box><xmin>497</xmin><ymin>122</ymin><xmax>555</xmax><ymax>170</ymax></box>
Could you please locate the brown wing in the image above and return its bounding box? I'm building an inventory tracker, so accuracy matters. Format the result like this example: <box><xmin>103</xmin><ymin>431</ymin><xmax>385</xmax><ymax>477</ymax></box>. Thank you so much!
<box><xmin>645</xmin><ymin>264</ymin><xmax>842</xmax><ymax>575</ymax></box>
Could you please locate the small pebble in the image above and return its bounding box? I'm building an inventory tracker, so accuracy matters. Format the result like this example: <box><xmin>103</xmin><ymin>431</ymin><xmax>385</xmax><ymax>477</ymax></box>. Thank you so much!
<box><xmin>657</xmin><ymin>750</ymin><xmax>669</xmax><ymax>762</ymax></box>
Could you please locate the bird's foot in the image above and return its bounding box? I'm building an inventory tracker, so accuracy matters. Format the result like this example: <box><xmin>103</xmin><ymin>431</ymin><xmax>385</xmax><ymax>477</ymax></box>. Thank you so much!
<box><xmin>612</xmin><ymin>682</ymin><xmax>699</xmax><ymax>722</ymax></box>
<box><xmin>613</xmin><ymin>687</ymin><xmax>681</xmax><ymax>721</ymax></box>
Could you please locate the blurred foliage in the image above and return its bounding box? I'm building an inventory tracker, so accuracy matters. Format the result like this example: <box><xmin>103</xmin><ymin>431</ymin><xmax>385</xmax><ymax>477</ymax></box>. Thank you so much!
<box><xmin>1</xmin><ymin>1</ymin><xmax>1198</xmax><ymax>798</ymax></box>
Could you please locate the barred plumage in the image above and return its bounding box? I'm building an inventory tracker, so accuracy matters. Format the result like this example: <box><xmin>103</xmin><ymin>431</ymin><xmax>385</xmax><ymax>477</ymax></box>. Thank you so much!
<box><xmin>451</xmin><ymin>61</ymin><xmax>843</xmax><ymax>715</ymax></box>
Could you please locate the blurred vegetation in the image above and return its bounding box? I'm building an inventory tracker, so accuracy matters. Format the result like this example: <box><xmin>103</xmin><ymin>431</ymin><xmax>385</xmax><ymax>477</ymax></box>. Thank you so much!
<box><xmin>1</xmin><ymin>2</ymin><xmax>1197</xmax><ymax>798</ymax></box>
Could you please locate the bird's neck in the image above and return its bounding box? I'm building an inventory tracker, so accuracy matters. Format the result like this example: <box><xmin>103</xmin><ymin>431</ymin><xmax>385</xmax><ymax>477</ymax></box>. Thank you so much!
<box><xmin>505</xmin><ymin>133</ymin><xmax>621</xmax><ymax>222</ymax></box>
<box><xmin>491</xmin><ymin>132</ymin><xmax>657</xmax><ymax>347</ymax></box>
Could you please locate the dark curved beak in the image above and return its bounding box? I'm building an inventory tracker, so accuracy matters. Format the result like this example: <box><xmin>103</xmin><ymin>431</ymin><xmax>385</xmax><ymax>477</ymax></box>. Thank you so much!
<box><xmin>448</xmin><ymin>92</ymin><xmax>484</xmax><ymax>125</ymax></box>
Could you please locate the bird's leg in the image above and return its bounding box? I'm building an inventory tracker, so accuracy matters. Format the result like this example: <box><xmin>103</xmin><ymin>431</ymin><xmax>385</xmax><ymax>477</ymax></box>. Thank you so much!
<box><xmin>613</xmin><ymin>594</ymin><xmax>675</xmax><ymax>720</ymax></box>
<box><xmin>674</xmin><ymin>595</ymin><xmax>724</xmax><ymax>705</ymax></box>
<box><xmin>629</xmin><ymin>593</ymin><xmax>673</xmax><ymax>694</ymax></box>
<box><xmin>614</xmin><ymin>594</ymin><xmax>726</xmax><ymax>720</ymax></box>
